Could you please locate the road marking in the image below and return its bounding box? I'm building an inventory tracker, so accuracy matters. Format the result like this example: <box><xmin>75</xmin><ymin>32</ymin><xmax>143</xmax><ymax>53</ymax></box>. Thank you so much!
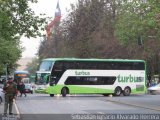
<box><xmin>13</xmin><ymin>99</ymin><xmax>20</xmax><ymax>119</ymax></box>
<box><xmin>106</xmin><ymin>98</ymin><xmax>160</xmax><ymax>112</ymax></box>
<box><xmin>97</xmin><ymin>112</ymin><xmax>104</xmax><ymax>114</ymax></box>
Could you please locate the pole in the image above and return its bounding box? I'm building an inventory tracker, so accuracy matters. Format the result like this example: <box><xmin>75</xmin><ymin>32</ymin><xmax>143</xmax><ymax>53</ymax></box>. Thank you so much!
<box><xmin>6</xmin><ymin>63</ymin><xmax>8</xmax><ymax>80</ymax></box>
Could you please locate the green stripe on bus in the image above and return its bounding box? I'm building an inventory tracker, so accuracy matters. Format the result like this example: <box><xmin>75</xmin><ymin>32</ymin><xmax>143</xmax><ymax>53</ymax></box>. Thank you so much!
<box><xmin>46</xmin><ymin>85</ymin><xmax>146</xmax><ymax>94</ymax></box>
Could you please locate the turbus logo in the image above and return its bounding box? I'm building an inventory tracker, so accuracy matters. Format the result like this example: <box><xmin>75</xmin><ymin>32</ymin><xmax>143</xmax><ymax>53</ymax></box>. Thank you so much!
<box><xmin>117</xmin><ymin>74</ymin><xmax>144</xmax><ymax>83</ymax></box>
<box><xmin>75</xmin><ymin>71</ymin><xmax>90</xmax><ymax>76</ymax></box>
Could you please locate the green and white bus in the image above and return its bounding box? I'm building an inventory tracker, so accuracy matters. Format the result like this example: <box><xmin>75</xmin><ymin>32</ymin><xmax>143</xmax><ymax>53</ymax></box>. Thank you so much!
<box><xmin>44</xmin><ymin>58</ymin><xmax>146</xmax><ymax>97</ymax></box>
<box><xmin>35</xmin><ymin>58</ymin><xmax>54</xmax><ymax>90</ymax></box>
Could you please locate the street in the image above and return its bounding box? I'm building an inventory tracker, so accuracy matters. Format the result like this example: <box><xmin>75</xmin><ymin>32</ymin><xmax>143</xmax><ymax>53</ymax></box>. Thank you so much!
<box><xmin>1</xmin><ymin>91</ymin><xmax>160</xmax><ymax>120</ymax></box>
<box><xmin>13</xmin><ymin>93</ymin><xmax>160</xmax><ymax>120</ymax></box>
<box><xmin>15</xmin><ymin>93</ymin><xmax>160</xmax><ymax>114</ymax></box>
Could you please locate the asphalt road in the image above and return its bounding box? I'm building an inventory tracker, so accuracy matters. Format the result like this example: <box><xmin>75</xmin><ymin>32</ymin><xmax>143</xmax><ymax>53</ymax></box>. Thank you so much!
<box><xmin>13</xmin><ymin>93</ymin><xmax>160</xmax><ymax>120</ymax></box>
<box><xmin>1</xmin><ymin>86</ymin><xmax>160</xmax><ymax>120</ymax></box>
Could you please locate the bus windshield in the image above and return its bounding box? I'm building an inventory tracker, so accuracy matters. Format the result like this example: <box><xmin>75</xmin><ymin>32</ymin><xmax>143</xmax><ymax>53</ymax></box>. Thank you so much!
<box><xmin>39</xmin><ymin>61</ymin><xmax>54</xmax><ymax>71</ymax></box>
<box><xmin>14</xmin><ymin>71</ymin><xmax>30</xmax><ymax>84</ymax></box>
<box><xmin>35</xmin><ymin>59</ymin><xmax>55</xmax><ymax>85</ymax></box>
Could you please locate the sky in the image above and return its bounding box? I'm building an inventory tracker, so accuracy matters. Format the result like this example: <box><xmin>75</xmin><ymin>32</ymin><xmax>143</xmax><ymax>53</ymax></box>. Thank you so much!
<box><xmin>21</xmin><ymin>0</ymin><xmax>77</xmax><ymax>58</ymax></box>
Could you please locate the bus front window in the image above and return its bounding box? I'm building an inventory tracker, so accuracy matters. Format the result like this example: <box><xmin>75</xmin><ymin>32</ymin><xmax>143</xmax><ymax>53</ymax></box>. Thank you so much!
<box><xmin>36</xmin><ymin>73</ymin><xmax>50</xmax><ymax>85</ymax></box>
<box><xmin>39</xmin><ymin>61</ymin><xmax>54</xmax><ymax>71</ymax></box>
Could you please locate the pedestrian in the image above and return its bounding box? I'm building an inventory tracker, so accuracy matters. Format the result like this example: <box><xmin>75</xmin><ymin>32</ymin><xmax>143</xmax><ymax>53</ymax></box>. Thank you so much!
<box><xmin>147</xmin><ymin>74</ymin><xmax>151</xmax><ymax>87</ymax></box>
<box><xmin>3</xmin><ymin>77</ymin><xmax>17</xmax><ymax>115</ymax></box>
<box><xmin>17</xmin><ymin>82</ymin><xmax>21</xmax><ymax>96</ymax></box>
<box><xmin>19</xmin><ymin>82</ymin><xmax>27</xmax><ymax>97</ymax></box>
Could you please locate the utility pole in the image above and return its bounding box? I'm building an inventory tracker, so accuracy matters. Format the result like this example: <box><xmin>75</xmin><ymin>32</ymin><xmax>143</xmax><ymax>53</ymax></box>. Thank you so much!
<box><xmin>5</xmin><ymin>63</ymin><xmax>8</xmax><ymax>80</ymax></box>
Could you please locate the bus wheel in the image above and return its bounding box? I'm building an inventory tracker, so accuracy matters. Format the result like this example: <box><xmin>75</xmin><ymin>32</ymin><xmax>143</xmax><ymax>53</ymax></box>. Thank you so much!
<box><xmin>114</xmin><ymin>87</ymin><xmax>122</xmax><ymax>96</ymax></box>
<box><xmin>123</xmin><ymin>87</ymin><xmax>131</xmax><ymax>96</ymax></box>
<box><xmin>102</xmin><ymin>94</ymin><xmax>109</xmax><ymax>96</ymax></box>
<box><xmin>61</xmin><ymin>88</ymin><xmax>67</xmax><ymax>97</ymax></box>
<box><xmin>50</xmin><ymin>94</ymin><xmax>54</xmax><ymax>97</ymax></box>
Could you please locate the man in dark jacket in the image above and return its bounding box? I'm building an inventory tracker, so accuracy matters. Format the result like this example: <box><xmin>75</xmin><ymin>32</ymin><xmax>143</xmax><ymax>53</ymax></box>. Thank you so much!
<box><xmin>3</xmin><ymin>77</ymin><xmax>17</xmax><ymax>115</ymax></box>
<box><xmin>19</xmin><ymin>82</ymin><xmax>26</xmax><ymax>97</ymax></box>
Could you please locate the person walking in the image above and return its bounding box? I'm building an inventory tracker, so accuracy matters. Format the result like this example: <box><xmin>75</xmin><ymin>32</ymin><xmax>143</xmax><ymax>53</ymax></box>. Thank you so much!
<box><xmin>19</xmin><ymin>82</ymin><xmax>26</xmax><ymax>97</ymax></box>
<box><xmin>17</xmin><ymin>82</ymin><xmax>21</xmax><ymax>96</ymax></box>
<box><xmin>3</xmin><ymin>77</ymin><xmax>17</xmax><ymax>115</ymax></box>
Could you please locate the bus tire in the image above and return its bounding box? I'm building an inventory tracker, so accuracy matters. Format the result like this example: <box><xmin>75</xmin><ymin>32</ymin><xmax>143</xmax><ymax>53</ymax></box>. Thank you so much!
<box><xmin>102</xmin><ymin>94</ymin><xmax>109</xmax><ymax>96</ymax></box>
<box><xmin>123</xmin><ymin>87</ymin><xmax>131</xmax><ymax>96</ymax></box>
<box><xmin>61</xmin><ymin>88</ymin><xmax>68</xmax><ymax>97</ymax></box>
<box><xmin>50</xmin><ymin>94</ymin><xmax>54</xmax><ymax>97</ymax></box>
<box><xmin>114</xmin><ymin>87</ymin><xmax>122</xmax><ymax>96</ymax></box>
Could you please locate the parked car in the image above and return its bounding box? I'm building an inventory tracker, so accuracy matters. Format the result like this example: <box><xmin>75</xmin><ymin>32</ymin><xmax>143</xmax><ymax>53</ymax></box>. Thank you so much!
<box><xmin>25</xmin><ymin>83</ymin><xmax>33</xmax><ymax>94</ymax></box>
<box><xmin>0</xmin><ymin>88</ymin><xmax>4</xmax><ymax>104</ymax></box>
<box><xmin>0</xmin><ymin>77</ymin><xmax>6</xmax><ymax>84</ymax></box>
<box><xmin>148</xmin><ymin>83</ymin><xmax>160</xmax><ymax>95</ymax></box>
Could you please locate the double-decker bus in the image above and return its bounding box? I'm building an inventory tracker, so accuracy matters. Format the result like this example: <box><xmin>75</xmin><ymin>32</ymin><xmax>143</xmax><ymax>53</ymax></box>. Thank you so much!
<box><xmin>14</xmin><ymin>70</ymin><xmax>30</xmax><ymax>84</ymax></box>
<box><xmin>39</xmin><ymin>58</ymin><xmax>146</xmax><ymax>97</ymax></box>
<box><xmin>35</xmin><ymin>58</ymin><xmax>54</xmax><ymax>90</ymax></box>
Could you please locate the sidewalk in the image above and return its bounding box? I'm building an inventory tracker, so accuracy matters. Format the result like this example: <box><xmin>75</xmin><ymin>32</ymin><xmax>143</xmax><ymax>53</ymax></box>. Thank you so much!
<box><xmin>0</xmin><ymin>100</ymin><xmax>20</xmax><ymax>120</ymax></box>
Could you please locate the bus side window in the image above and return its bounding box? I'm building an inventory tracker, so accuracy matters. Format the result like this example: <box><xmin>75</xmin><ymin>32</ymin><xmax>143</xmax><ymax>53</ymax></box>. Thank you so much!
<box><xmin>92</xmin><ymin>62</ymin><xmax>97</xmax><ymax>70</ymax></box>
<box><xmin>132</xmin><ymin>62</ymin><xmax>143</xmax><ymax>70</ymax></box>
<box><xmin>96</xmin><ymin>62</ymin><xmax>104</xmax><ymax>69</ymax></box>
<box><xmin>75</xmin><ymin>62</ymin><xmax>79</xmax><ymax>69</ymax></box>
<box><xmin>53</xmin><ymin>62</ymin><xmax>63</xmax><ymax>71</ymax></box>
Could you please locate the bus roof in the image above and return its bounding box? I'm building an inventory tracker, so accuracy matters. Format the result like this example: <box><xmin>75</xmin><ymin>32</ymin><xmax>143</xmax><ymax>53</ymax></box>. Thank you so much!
<box><xmin>42</xmin><ymin>58</ymin><xmax>145</xmax><ymax>63</ymax></box>
<box><xmin>14</xmin><ymin>70</ymin><xmax>29</xmax><ymax>74</ymax></box>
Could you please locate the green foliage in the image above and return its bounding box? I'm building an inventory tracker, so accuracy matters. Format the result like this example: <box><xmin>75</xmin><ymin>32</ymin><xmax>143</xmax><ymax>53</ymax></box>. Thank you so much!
<box><xmin>0</xmin><ymin>0</ymin><xmax>46</xmax><ymax>75</ymax></box>
<box><xmin>115</xmin><ymin>0</ymin><xmax>160</xmax><ymax>74</ymax></box>
<box><xmin>115</xmin><ymin>0</ymin><xmax>160</xmax><ymax>44</ymax></box>
<box><xmin>0</xmin><ymin>0</ymin><xmax>46</xmax><ymax>38</ymax></box>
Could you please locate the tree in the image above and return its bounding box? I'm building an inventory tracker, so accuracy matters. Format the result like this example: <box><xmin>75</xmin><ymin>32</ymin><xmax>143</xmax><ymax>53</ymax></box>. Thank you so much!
<box><xmin>38</xmin><ymin>0</ymin><xmax>129</xmax><ymax>59</ymax></box>
<box><xmin>0</xmin><ymin>0</ymin><xmax>46</xmax><ymax>38</ymax></box>
<box><xmin>26</xmin><ymin>57</ymin><xmax>39</xmax><ymax>75</ymax></box>
<box><xmin>0</xmin><ymin>0</ymin><xmax>46</xmax><ymax>74</ymax></box>
<box><xmin>37</xmin><ymin>0</ymin><xmax>160</xmax><ymax>75</ymax></box>
<box><xmin>115</xmin><ymin>0</ymin><xmax>160</xmax><ymax>75</ymax></box>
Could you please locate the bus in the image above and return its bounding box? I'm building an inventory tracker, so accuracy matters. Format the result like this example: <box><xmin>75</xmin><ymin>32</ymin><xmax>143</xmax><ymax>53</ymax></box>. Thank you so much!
<box><xmin>35</xmin><ymin>58</ymin><xmax>54</xmax><ymax>90</ymax></box>
<box><xmin>40</xmin><ymin>58</ymin><xmax>146</xmax><ymax>97</ymax></box>
<box><xmin>14</xmin><ymin>70</ymin><xmax>30</xmax><ymax>84</ymax></box>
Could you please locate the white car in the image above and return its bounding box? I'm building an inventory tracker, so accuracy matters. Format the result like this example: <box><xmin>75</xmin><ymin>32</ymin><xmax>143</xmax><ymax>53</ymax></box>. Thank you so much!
<box><xmin>0</xmin><ymin>88</ymin><xmax>4</xmax><ymax>104</ymax></box>
<box><xmin>25</xmin><ymin>83</ymin><xmax>33</xmax><ymax>94</ymax></box>
<box><xmin>148</xmin><ymin>83</ymin><xmax>160</xmax><ymax>95</ymax></box>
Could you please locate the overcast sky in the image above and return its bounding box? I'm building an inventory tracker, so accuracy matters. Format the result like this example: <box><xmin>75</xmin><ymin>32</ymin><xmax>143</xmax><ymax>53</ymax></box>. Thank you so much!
<box><xmin>21</xmin><ymin>0</ymin><xmax>77</xmax><ymax>58</ymax></box>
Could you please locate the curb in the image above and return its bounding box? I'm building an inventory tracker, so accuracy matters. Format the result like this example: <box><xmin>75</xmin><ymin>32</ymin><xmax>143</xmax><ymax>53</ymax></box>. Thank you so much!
<box><xmin>107</xmin><ymin>98</ymin><xmax>160</xmax><ymax>112</ymax></box>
